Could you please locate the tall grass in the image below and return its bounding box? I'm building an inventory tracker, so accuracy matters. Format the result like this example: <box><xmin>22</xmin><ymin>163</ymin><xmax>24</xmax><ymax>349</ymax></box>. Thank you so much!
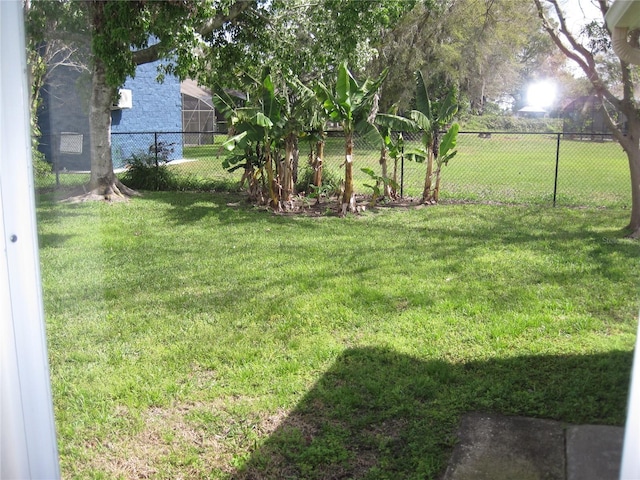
<box><xmin>37</xmin><ymin>192</ymin><xmax>640</xmax><ymax>478</ymax></box>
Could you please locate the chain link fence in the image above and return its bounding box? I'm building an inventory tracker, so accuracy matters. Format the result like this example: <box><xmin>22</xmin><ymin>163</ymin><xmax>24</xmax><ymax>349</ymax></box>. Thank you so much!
<box><xmin>36</xmin><ymin>131</ymin><xmax>630</xmax><ymax>208</ymax></box>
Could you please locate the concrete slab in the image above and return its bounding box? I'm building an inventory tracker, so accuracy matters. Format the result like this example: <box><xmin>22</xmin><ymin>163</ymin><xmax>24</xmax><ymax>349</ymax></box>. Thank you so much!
<box><xmin>566</xmin><ymin>425</ymin><xmax>624</xmax><ymax>480</ymax></box>
<box><xmin>441</xmin><ymin>412</ymin><xmax>565</xmax><ymax>480</ymax></box>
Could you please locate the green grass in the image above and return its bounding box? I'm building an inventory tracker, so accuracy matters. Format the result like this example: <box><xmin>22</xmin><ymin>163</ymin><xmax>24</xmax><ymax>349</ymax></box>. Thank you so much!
<box><xmin>37</xmin><ymin>192</ymin><xmax>639</xmax><ymax>479</ymax></box>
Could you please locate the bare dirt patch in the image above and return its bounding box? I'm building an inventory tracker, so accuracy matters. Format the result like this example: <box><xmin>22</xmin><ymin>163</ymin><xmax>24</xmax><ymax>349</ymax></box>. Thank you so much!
<box><xmin>87</xmin><ymin>400</ymin><xmax>288</xmax><ymax>479</ymax></box>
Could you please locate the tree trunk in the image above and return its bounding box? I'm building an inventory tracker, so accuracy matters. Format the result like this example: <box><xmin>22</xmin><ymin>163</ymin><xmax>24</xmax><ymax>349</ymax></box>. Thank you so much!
<box><xmin>392</xmin><ymin>154</ymin><xmax>399</xmax><ymax>198</ymax></box>
<box><xmin>264</xmin><ymin>142</ymin><xmax>280</xmax><ymax>210</ymax></box>
<box><xmin>422</xmin><ymin>148</ymin><xmax>434</xmax><ymax>203</ymax></box>
<box><xmin>282</xmin><ymin>133</ymin><xmax>295</xmax><ymax>202</ymax></box>
<box><xmin>380</xmin><ymin>146</ymin><xmax>392</xmax><ymax>198</ymax></box>
<box><xmin>342</xmin><ymin>132</ymin><xmax>356</xmax><ymax>214</ymax></box>
<box><xmin>313</xmin><ymin>139</ymin><xmax>324</xmax><ymax>188</ymax></box>
<box><xmin>619</xmin><ymin>120</ymin><xmax>640</xmax><ymax>237</ymax></box>
<box><xmin>433</xmin><ymin>166</ymin><xmax>442</xmax><ymax>203</ymax></box>
<box><xmin>628</xmin><ymin>148</ymin><xmax>640</xmax><ymax>237</ymax></box>
<box><xmin>292</xmin><ymin>136</ymin><xmax>299</xmax><ymax>185</ymax></box>
<box><xmin>83</xmin><ymin>57</ymin><xmax>137</xmax><ymax>201</ymax></box>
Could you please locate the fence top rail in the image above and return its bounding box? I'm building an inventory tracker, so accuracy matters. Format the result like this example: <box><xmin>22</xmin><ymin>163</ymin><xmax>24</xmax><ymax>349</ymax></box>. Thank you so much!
<box><xmin>108</xmin><ymin>130</ymin><xmax>616</xmax><ymax>137</ymax></box>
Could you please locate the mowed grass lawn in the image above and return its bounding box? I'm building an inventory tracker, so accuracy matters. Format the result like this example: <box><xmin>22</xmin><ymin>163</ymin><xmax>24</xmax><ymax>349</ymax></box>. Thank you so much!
<box><xmin>37</xmin><ymin>192</ymin><xmax>639</xmax><ymax>479</ymax></box>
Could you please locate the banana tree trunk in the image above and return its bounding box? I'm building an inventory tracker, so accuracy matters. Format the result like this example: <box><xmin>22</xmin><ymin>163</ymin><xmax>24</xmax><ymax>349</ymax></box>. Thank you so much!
<box><xmin>422</xmin><ymin>149</ymin><xmax>435</xmax><ymax>203</ymax></box>
<box><xmin>313</xmin><ymin>139</ymin><xmax>324</xmax><ymax>188</ymax></box>
<box><xmin>392</xmin><ymin>156</ymin><xmax>399</xmax><ymax>198</ymax></box>
<box><xmin>282</xmin><ymin>134</ymin><xmax>295</xmax><ymax>202</ymax></box>
<box><xmin>292</xmin><ymin>136</ymin><xmax>299</xmax><ymax>186</ymax></box>
<box><xmin>342</xmin><ymin>132</ymin><xmax>356</xmax><ymax>214</ymax></box>
<box><xmin>264</xmin><ymin>142</ymin><xmax>280</xmax><ymax>210</ymax></box>
<box><xmin>433</xmin><ymin>165</ymin><xmax>442</xmax><ymax>203</ymax></box>
<box><xmin>380</xmin><ymin>146</ymin><xmax>391</xmax><ymax>198</ymax></box>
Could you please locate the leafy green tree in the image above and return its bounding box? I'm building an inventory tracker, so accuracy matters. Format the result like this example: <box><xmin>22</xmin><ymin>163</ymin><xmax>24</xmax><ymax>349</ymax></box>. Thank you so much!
<box><xmin>27</xmin><ymin>0</ymin><xmax>258</xmax><ymax>200</ymax></box>
<box><xmin>533</xmin><ymin>0</ymin><xmax>640</xmax><ymax>238</ymax></box>
<box><xmin>406</xmin><ymin>71</ymin><xmax>459</xmax><ymax>204</ymax></box>
<box><xmin>316</xmin><ymin>62</ymin><xmax>388</xmax><ymax>214</ymax></box>
<box><xmin>370</xmin><ymin>0</ymin><xmax>551</xmax><ymax>113</ymax></box>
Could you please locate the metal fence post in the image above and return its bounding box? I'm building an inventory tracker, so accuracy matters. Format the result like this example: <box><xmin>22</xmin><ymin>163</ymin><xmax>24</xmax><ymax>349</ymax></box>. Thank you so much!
<box><xmin>400</xmin><ymin>144</ymin><xmax>405</xmax><ymax>198</ymax></box>
<box><xmin>154</xmin><ymin>132</ymin><xmax>159</xmax><ymax>190</ymax></box>
<box><xmin>553</xmin><ymin>133</ymin><xmax>561</xmax><ymax>207</ymax></box>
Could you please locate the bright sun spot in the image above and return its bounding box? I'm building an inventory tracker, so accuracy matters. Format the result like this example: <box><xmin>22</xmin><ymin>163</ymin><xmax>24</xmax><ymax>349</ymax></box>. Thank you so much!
<box><xmin>527</xmin><ymin>81</ymin><xmax>557</xmax><ymax>109</ymax></box>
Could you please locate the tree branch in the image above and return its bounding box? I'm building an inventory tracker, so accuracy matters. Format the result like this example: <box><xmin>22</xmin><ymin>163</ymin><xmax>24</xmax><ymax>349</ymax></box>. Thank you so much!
<box><xmin>533</xmin><ymin>0</ymin><xmax>620</xmax><ymax>108</ymax></box>
<box><xmin>131</xmin><ymin>0</ymin><xmax>254</xmax><ymax>66</ymax></box>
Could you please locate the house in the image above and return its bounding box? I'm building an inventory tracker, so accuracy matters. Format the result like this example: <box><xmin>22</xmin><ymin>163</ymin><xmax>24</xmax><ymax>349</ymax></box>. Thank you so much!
<box><xmin>38</xmin><ymin>58</ymin><xmax>183</xmax><ymax>171</ymax></box>
<box><xmin>517</xmin><ymin>105</ymin><xmax>547</xmax><ymax>118</ymax></box>
<box><xmin>561</xmin><ymin>95</ymin><xmax>625</xmax><ymax>139</ymax></box>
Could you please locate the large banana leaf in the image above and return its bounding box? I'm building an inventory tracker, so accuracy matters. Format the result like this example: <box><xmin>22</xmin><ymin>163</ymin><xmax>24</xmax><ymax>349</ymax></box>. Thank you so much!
<box><xmin>315</xmin><ymin>82</ymin><xmax>345</xmax><ymax>123</ymax></box>
<box><xmin>211</xmin><ymin>86</ymin><xmax>241</xmax><ymax>121</ymax></box>
<box><xmin>408</xmin><ymin>110</ymin><xmax>432</xmax><ymax>132</ymax></box>
<box><xmin>261</xmin><ymin>74</ymin><xmax>283</xmax><ymax>127</ymax></box>
<box><xmin>439</xmin><ymin>123</ymin><xmax>459</xmax><ymax>157</ymax></box>
<box><xmin>222</xmin><ymin>131</ymin><xmax>249</xmax><ymax>151</ymax></box>
<box><xmin>355</xmin><ymin>117</ymin><xmax>382</xmax><ymax>149</ymax></box>
<box><xmin>336</xmin><ymin>61</ymin><xmax>359</xmax><ymax>111</ymax></box>
<box><xmin>415</xmin><ymin>70</ymin><xmax>432</xmax><ymax>119</ymax></box>
<box><xmin>376</xmin><ymin>113</ymin><xmax>418</xmax><ymax>133</ymax></box>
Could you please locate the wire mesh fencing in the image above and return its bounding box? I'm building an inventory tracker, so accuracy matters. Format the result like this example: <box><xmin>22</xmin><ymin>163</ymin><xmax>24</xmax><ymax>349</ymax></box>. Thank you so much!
<box><xmin>36</xmin><ymin>131</ymin><xmax>630</xmax><ymax>208</ymax></box>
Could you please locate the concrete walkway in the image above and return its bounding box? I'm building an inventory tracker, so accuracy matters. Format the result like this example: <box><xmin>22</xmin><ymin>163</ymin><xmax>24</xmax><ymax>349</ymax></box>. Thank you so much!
<box><xmin>441</xmin><ymin>412</ymin><xmax>624</xmax><ymax>480</ymax></box>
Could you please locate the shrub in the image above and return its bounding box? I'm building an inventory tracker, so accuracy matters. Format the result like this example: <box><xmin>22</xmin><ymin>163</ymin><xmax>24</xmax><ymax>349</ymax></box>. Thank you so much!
<box><xmin>295</xmin><ymin>165</ymin><xmax>342</xmax><ymax>197</ymax></box>
<box><xmin>460</xmin><ymin>114</ymin><xmax>562</xmax><ymax>133</ymax></box>
<box><xmin>33</xmin><ymin>155</ymin><xmax>52</xmax><ymax>178</ymax></box>
<box><xmin>120</xmin><ymin>152</ymin><xmax>177</xmax><ymax>191</ymax></box>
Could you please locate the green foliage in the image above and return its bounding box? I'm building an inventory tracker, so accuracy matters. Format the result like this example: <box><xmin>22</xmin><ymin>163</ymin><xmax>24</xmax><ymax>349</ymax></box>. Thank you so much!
<box><xmin>459</xmin><ymin>114</ymin><xmax>562</xmax><ymax>133</ymax></box>
<box><xmin>229</xmin><ymin>0</ymin><xmax>414</xmax><ymax>90</ymax></box>
<box><xmin>120</xmin><ymin>144</ymin><xmax>176</xmax><ymax>191</ymax></box>
<box><xmin>439</xmin><ymin>123</ymin><xmax>459</xmax><ymax>165</ymax></box>
<box><xmin>316</xmin><ymin>62</ymin><xmax>388</xmax><ymax>139</ymax></box>
<box><xmin>370</xmin><ymin>1</ymin><xmax>553</xmax><ymax>113</ymax></box>
<box><xmin>32</xmin><ymin>154</ymin><xmax>52</xmax><ymax>178</ymax></box>
<box><xmin>296</xmin><ymin>166</ymin><xmax>341</xmax><ymax>197</ymax></box>
<box><xmin>360</xmin><ymin>167</ymin><xmax>398</xmax><ymax>205</ymax></box>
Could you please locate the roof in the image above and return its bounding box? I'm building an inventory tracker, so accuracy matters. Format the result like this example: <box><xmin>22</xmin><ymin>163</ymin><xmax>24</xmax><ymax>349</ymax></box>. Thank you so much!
<box><xmin>180</xmin><ymin>79</ymin><xmax>212</xmax><ymax>101</ymax></box>
<box><xmin>518</xmin><ymin>106</ymin><xmax>547</xmax><ymax>113</ymax></box>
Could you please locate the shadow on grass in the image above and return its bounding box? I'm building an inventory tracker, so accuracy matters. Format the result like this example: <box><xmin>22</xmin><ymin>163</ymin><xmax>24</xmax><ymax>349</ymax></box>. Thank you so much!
<box><xmin>233</xmin><ymin>347</ymin><xmax>632</xmax><ymax>479</ymax></box>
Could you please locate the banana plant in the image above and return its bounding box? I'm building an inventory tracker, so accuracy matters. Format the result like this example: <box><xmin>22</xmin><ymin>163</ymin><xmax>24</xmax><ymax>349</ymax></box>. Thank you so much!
<box><xmin>375</xmin><ymin>107</ymin><xmax>417</xmax><ymax>198</ymax></box>
<box><xmin>316</xmin><ymin>62</ymin><xmax>388</xmax><ymax>214</ymax></box>
<box><xmin>279</xmin><ymin>76</ymin><xmax>316</xmax><ymax>203</ymax></box>
<box><xmin>211</xmin><ymin>87</ymin><xmax>270</xmax><ymax>202</ymax></box>
<box><xmin>406</xmin><ymin>71</ymin><xmax>459</xmax><ymax>203</ymax></box>
<box><xmin>214</xmin><ymin>71</ymin><xmax>311</xmax><ymax>210</ymax></box>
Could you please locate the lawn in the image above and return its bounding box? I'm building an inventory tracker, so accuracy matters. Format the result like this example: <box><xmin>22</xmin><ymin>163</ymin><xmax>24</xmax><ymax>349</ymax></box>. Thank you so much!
<box><xmin>37</xmin><ymin>192</ymin><xmax>639</xmax><ymax>479</ymax></box>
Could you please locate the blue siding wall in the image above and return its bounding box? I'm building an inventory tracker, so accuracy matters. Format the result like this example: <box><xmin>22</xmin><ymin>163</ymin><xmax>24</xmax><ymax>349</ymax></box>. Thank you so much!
<box><xmin>37</xmin><ymin>67</ymin><xmax>92</xmax><ymax>171</ymax></box>
<box><xmin>111</xmin><ymin>61</ymin><xmax>183</xmax><ymax>167</ymax></box>
<box><xmin>39</xmin><ymin>60</ymin><xmax>183</xmax><ymax>170</ymax></box>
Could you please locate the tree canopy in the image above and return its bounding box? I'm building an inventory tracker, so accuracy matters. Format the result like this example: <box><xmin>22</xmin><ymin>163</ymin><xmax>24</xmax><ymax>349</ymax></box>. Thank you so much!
<box><xmin>368</xmin><ymin>0</ymin><xmax>558</xmax><ymax>113</ymax></box>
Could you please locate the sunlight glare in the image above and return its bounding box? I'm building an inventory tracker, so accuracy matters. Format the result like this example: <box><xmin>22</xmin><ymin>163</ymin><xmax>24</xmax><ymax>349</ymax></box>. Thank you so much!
<box><xmin>527</xmin><ymin>80</ymin><xmax>557</xmax><ymax>109</ymax></box>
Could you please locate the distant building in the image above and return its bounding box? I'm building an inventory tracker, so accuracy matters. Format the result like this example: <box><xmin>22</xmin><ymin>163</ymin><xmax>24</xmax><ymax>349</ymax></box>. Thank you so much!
<box><xmin>561</xmin><ymin>95</ymin><xmax>626</xmax><ymax>138</ymax></box>
<box><xmin>517</xmin><ymin>106</ymin><xmax>547</xmax><ymax>118</ymax></box>
<box><xmin>38</xmin><ymin>59</ymin><xmax>183</xmax><ymax>171</ymax></box>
